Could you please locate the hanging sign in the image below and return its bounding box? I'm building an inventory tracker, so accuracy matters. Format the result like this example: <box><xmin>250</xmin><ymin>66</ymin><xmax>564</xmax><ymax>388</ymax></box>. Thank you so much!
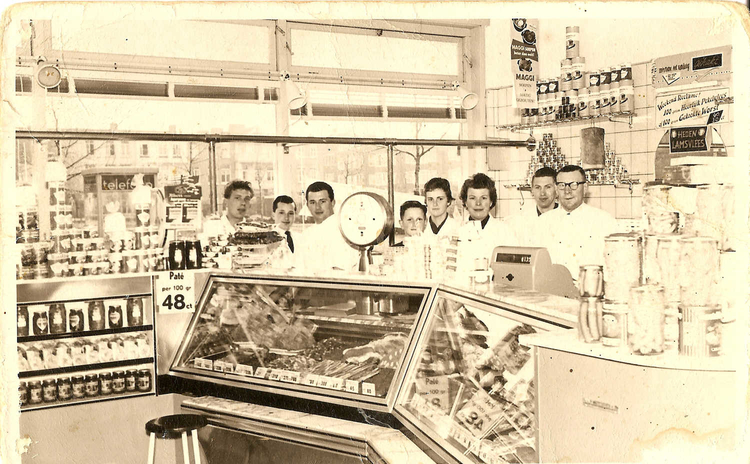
<box><xmin>669</xmin><ymin>126</ymin><xmax>708</xmax><ymax>154</ymax></box>
<box><xmin>655</xmin><ymin>87</ymin><xmax>729</xmax><ymax>129</ymax></box>
<box><xmin>164</xmin><ymin>182</ymin><xmax>202</xmax><ymax>228</ymax></box>
<box><xmin>510</xmin><ymin>19</ymin><xmax>539</xmax><ymax>108</ymax></box>
<box><xmin>652</xmin><ymin>46</ymin><xmax>731</xmax><ymax>89</ymax></box>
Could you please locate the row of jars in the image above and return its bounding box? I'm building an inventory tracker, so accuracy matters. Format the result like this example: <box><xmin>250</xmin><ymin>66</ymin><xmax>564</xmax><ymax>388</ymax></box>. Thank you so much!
<box><xmin>18</xmin><ymin>298</ymin><xmax>146</xmax><ymax>337</ymax></box>
<box><xmin>20</xmin><ymin>369</ymin><xmax>152</xmax><ymax>407</ymax></box>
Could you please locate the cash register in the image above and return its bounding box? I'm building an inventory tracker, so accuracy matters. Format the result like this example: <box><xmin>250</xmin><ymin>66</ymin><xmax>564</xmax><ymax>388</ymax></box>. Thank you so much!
<box><xmin>490</xmin><ymin>246</ymin><xmax>578</xmax><ymax>298</ymax></box>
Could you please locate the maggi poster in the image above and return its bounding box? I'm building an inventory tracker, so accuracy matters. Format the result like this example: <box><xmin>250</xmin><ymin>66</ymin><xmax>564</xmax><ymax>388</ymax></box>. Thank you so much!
<box><xmin>510</xmin><ymin>18</ymin><xmax>539</xmax><ymax>108</ymax></box>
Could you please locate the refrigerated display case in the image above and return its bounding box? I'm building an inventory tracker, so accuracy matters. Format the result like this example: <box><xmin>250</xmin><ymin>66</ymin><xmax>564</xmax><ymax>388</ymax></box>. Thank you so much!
<box><xmin>168</xmin><ymin>272</ymin><xmax>436</xmax><ymax>411</ymax></box>
<box><xmin>393</xmin><ymin>285</ymin><xmax>572</xmax><ymax>464</ymax></box>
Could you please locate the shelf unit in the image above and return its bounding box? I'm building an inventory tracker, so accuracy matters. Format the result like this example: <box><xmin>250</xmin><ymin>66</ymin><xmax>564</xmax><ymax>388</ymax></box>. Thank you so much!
<box><xmin>16</xmin><ymin>275</ymin><xmax>157</xmax><ymax>412</ymax></box>
<box><xmin>493</xmin><ymin>111</ymin><xmax>636</xmax><ymax>133</ymax></box>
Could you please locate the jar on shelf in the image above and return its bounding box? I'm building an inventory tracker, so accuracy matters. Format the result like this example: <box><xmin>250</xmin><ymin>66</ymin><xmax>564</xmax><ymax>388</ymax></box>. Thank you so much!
<box><xmin>17</xmin><ymin>305</ymin><xmax>29</xmax><ymax>337</ymax></box>
<box><xmin>679</xmin><ymin>237</ymin><xmax>719</xmax><ymax>306</ymax></box>
<box><xmin>57</xmin><ymin>377</ymin><xmax>73</xmax><ymax>401</ymax></box>
<box><xmin>68</xmin><ymin>306</ymin><xmax>85</xmax><ymax>332</ymax></box>
<box><xmin>137</xmin><ymin>369</ymin><xmax>152</xmax><ymax>392</ymax></box>
<box><xmin>679</xmin><ymin>304</ymin><xmax>723</xmax><ymax>357</ymax></box>
<box><xmin>627</xmin><ymin>285</ymin><xmax>665</xmax><ymax>355</ymax></box>
<box><xmin>108</xmin><ymin>303</ymin><xmax>124</xmax><ymax>329</ymax></box>
<box><xmin>125</xmin><ymin>370</ymin><xmax>138</xmax><ymax>392</ymax></box>
<box><xmin>601</xmin><ymin>301</ymin><xmax>628</xmax><ymax>347</ymax></box>
<box><xmin>126</xmin><ymin>298</ymin><xmax>144</xmax><ymax>327</ymax></box>
<box><xmin>32</xmin><ymin>306</ymin><xmax>49</xmax><ymax>336</ymax></box>
<box><xmin>84</xmin><ymin>374</ymin><xmax>100</xmax><ymax>397</ymax></box>
<box><xmin>49</xmin><ymin>303</ymin><xmax>67</xmax><ymax>334</ymax></box>
<box><xmin>19</xmin><ymin>382</ymin><xmax>29</xmax><ymax>407</ymax></box>
<box><xmin>42</xmin><ymin>379</ymin><xmax>58</xmax><ymax>403</ymax></box>
<box><xmin>112</xmin><ymin>371</ymin><xmax>126</xmax><ymax>393</ymax></box>
<box><xmin>28</xmin><ymin>381</ymin><xmax>43</xmax><ymax>405</ymax></box>
<box><xmin>99</xmin><ymin>372</ymin><xmax>113</xmax><ymax>396</ymax></box>
<box><xmin>603</xmin><ymin>233</ymin><xmax>642</xmax><ymax>302</ymax></box>
<box><xmin>71</xmin><ymin>375</ymin><xmax>86</xmax><ymax>399</ymax></box>
<box><xmin>655</xmin><ymin>235</ymin><xmax>682</xmax><ymax>302</ymax></box>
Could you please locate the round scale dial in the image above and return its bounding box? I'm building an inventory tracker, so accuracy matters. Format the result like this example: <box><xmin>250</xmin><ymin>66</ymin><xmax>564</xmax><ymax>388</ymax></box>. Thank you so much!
<box><xmin>338</xmin><ymin>192</ymin><xmax>393</xmax><ymax>248</ymax></box>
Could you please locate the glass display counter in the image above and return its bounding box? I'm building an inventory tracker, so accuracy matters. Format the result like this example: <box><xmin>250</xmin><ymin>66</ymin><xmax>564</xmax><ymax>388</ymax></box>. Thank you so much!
<box><xmin>169</xmin><ymin>273</ymin><xmax>436</xmax><ymax>411</ymax></box>
<box><xmin>394</xmin><ymin>286</ymin><xmax>569</xmax><ymax>464</ymax></box>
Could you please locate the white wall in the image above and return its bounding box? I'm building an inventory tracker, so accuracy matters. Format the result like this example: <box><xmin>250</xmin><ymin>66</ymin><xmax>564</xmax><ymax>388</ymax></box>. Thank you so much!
<box><xmin>486</xmin><ymin>17</ymin><xmax>734</xmax><ymax>88</ymax></box>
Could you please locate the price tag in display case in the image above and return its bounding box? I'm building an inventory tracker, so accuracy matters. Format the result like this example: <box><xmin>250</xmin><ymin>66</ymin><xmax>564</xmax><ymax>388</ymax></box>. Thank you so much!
<box><xmin>268</xmin><ymin>370</ymin><xmax>282</xmax><ymax>381</ymax></box>
<box><xmin>328</xmin><ymin>377</ymin><xmax>343</xmax><ymax>390</ymax></box>
<box><xmin>235</xmin><ymin>364</ymin><xmax>254</xmax><ymax>377</ymax></box>
<box><xmin>344</xmin><ymin>380</ymin><xmax>359</xmax><ymax>394</ymax></box>
<box><xmin>279</xmin><ymin>371</ymin><xmax>300</xmax><ymax>384</ymax></box>
<box><xmin>254</xmin><ymin>367</ymin><xmax>269</xmax><ymax>379</ymax></box>
<box><xmin>361</xmin><ymin>383</ymin><xmax>376</xmax><ymax>396</ymax></box>
<box><xmin>156</xmin><ymin>271</ymin><xmax>196</xmax><ymax>314</ymax></box>
<box><xmin>213</xmin><ymin>361</ymin><xmax>225</xmax><ymax>372</ymax></box>
<box><xmin>222</xmin><ymin>363</ymin><xmax>235</xmax><ymax>374</ymax></box>
<box><xmin>455</xmin><ymin>389</ymin><xmax>504</xmax><ymax>438</ymax></box>
<box><xmin>304</xmin><ymin>374</ymin><xmax>319</xmax><ymax>387</ymax></box>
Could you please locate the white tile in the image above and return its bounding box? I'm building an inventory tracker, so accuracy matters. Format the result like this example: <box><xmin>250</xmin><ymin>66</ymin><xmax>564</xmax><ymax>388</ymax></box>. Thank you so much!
<box><xmin>632</xmin><ymin>196</ymin><xmax>643</xmax><ymax>216</ymax></box>
<box><xmin>499</xmin><ymin>199</ymin><xmax>510</xmax><ymax>218</ymax></box>
<box><xmin>557</xmin><ymin>124</ymin><xmax>572</xmax><ymax>139</ymax></box>
<box><xmin>632</xmin><ymin>63</ymin><xmax>649</xmax><ymax>87</ymax></box>
<box><xmin>615</xmin><ymin>197</ymin><xmax>632</xmax><ymax>219</ymax></box>
<box><xmin>630</xmin><ymin>115</ymin><xmax>648</xmax><ymax>132</ymax></box>
<box><xmin>586</xmin><ymin>196</ymin><xmax>601</xmax><ymax>208</ymax></box>
<box><xmin>615</xmin><ymin>179</ymin><xmax>633</xmax><ymax>198</ymax></box>
<box><xmin>615</xmin><ymin>132</ymin><xmax>631</xmax><ymax>154</ymax></box>
<box><xmin>601</xmin><ymin>185</ymin><xmax>616</xmax><ymax>198</ymax></box>
<box><xmin>588</xmin><ymin>185</ymin><xmax>602</xmax><ymax>197</ymax></box>
<box><xmin>630</xmin><ymin>152</ymin><xmax>649</xmax><ymax>175</ymax></box>
<box><xmin>713</xmin><ymin>125</ymin><xmax>733</xmax><ymax>147</ymax></box>
<box><xmin>634</xmin><ymin>87</ymin><xmax>649</xmax><ymax>110</ymax></box>
<box><xmin>497</xmin><ymin>89</ymin><xmax>507</xmax><ymax>107</ymax></box>
<box><xmin>558</xmin><ymin>138</ymin><xmax>573</xmax><ymax>158</ymax></box>
<box><xmin>601</xmin><ymin>197</ymin><xmax>616</xmax><ymax>216</ymax></box>
<box><xmin>631</xmin><ymin>130</ymin><xmax>648</xmax><ymax>153</ymax></box>
<box><xmin>571</xmin><ymin>136</ymin><xmax>581</xmax><ymax>159</ymax></box>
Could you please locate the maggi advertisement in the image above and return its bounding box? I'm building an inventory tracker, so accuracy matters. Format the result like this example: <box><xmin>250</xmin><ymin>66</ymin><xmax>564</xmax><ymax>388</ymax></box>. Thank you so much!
<box><xmin>510</xmin><ymin>18</ymin><xmax>539</xmax><ymax>108</ymax></box>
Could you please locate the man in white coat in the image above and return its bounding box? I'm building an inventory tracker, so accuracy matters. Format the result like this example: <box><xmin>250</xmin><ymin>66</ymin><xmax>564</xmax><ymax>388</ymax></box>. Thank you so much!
<box><xmin>506</xmin><ymin>167</ymin><xmax>558</xmax><ymax>246</ymax></box>
<box><xmin>537</xmin><ymin>165</ymin><xmax>618</xmax><ymax>280</ymax></box>
<box><xmin>457</xmin><ymin>173</ymin><xmax>518</xmax><ymax>272</ymax></box>
<box><xmin>297</xmin><ymin>181</ymin><xmax>359</xmax><ymax>272</ymax></box>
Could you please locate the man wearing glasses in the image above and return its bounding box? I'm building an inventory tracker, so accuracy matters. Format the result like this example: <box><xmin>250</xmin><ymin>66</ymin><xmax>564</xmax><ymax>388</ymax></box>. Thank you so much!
<box><xmin>538</xmin><ymin>165</ymin><xmax>617</xmax><ymax>281</ymax></box>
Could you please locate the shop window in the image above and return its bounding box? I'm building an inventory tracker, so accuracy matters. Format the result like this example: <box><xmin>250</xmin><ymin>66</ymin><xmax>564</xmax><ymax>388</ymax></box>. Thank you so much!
<box><xmin>86</xmin><ymin>141</ymin><xmax>95</xmax><ymax>156</ymax></box>
<box><xmin>172</xmin><ymin>144</ymin><xmax>181</xmax><ymax>158</ymax></box>
<box><xmin>140</xmin><ymin>144</ymin><xmax>149</xmax><ymax>157</ymax></box>
<box><xmin>264</xmin><ymin>88</ymin><xmax>279</xmax><ymax>101</ymax></box>
<box><xmin>46</xmin><ymin>78</ymin><xmax>70</xmax><ymax>94</ymax></box>
<box><xmin>220</xmin><ymin>169</ymin><xmax>230</xmax><ymax>184</ymax></box>
<box><xmin>74</xmin><ymin>79</ymin><xmax>169</xmax><ymax>98</ymax></box>
<box><xmin>15</xmin><ymin>75</ymin><xmax>32</xmax><ymax>93</ymax></box>
<box><xmin>109</xmin><ymin>142</ymin><xmax>116</xmax><ymax>157</ymax></box>
<box><xmin>192</xmin><ymin>168</ymin><xmax>200</xmax><ymax>177</ymax></box>
<box><xmin>173</xmin><ymin>84</ymin><xmax>259</xmax><ymax>101</ymax></box>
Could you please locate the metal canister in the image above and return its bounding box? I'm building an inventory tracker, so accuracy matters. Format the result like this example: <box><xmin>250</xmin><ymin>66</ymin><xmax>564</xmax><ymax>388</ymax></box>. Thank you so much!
<box><xmin>679</xmin><ymin>304</ymin><xmax>722</xmax><ymax>357</ymax></box>
<box><xmin>588</xmin><ymin>71</ymin><xmax>600</xmax><ymax>88</ymax></box>
<box><xmin>620</xmin><ymin>84</ymin><xmax>634</xmax><ymax>113</ymax></box>
<box><xmin>590</xmin><ymin>88</ymin><xmax>601</xmax><ymax>117</ymax></box>
<box><xmin>619</xmin><ymin>62</ymin><xmax>633</xmax><ymax>84</ymax></box>
<box><xmin>578</xmin><ymin>265</ymin><xmax>604</xmax><ymax>297</ymax></box>
<box><xmin>565</xmin><ymin>26</ymin><xmax>580</xmax><ymax>59</ymax></box>
<box><xmin>601</xmin><ymin>302</ymin><xmax>628</xmax><ymax>347</ymax></box>
<box><xmin>569</xmin><ymin>90</ymin><xmax>579</xmax><ymax>119</ymax></box>
<box><xmin>578</xmin><ymin>87</ymin><xmax>590</xmax><ymax>118</ymax></box>
<box><xmin>561</xmin><ymin>59</ymin><xmax>573</xmax><ymax>91</ymax></box>
<box><xmin>571</xmin><ymin>57</ymin><xmax>585</xmax><ymax>90</ymax></box>
<box><xmin>599</xmin><ymin>68</ymin><xmax>611</xmax><ymax>93</ymax></box>
<box><xmin>603</xmin><ymin>233</ymin><xmax>642</xmax><ymax>302</ymax></box>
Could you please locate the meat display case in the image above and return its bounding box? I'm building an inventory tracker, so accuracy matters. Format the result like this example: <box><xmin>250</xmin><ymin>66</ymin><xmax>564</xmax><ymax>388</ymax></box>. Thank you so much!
<box><xmin>393</xmin><ymin>285</ymin><xmax>572</xmax><ymax>464</ymax></box>
<box><xmin>167</xmin><ymin>272</ymin><xmax>576</xmax><ymax>463</ymax></box>
<box><xmin>168</xmin><ymin>272</ymin><xmax>436</xmax><ymax>412</ymax></box>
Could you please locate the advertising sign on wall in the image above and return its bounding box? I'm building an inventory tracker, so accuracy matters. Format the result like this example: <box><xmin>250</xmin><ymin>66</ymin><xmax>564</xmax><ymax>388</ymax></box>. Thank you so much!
<box><xmin>655</xmin><ymin>87</ymin><xmax>729</xmax><ymax>129</ymax></box>
<box><xmin>652</xmin><ymin>46</ymin><xmax>731</xmax><ymax>89</ymax></box>
<box><xmin>510</xmin><ymin>18</ymin><xmax>539</xmax><ymax>108</ymax></box>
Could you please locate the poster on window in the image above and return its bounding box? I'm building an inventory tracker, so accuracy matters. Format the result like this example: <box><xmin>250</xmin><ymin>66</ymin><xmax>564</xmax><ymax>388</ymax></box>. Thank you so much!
<box><xmin>164</xmin><ymin>180</ymin><xmax>202</xmax><ymax>229</ymax></box>
<box><xmin>510</xmin><ymin>18</ymin><xmax>539</xmax><ymax>108</ymax></box>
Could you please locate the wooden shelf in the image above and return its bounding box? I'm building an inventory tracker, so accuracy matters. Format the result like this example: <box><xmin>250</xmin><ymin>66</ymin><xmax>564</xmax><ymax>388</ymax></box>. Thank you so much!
<box><xmin>19</xmin><ymin>357</ymin><xmax>154</xmax><ymax>379</ymax></box>
<box><xmin>18</xmin><ymin>325</ymin><xmax>153</xmax><ymax>344</ymax></box>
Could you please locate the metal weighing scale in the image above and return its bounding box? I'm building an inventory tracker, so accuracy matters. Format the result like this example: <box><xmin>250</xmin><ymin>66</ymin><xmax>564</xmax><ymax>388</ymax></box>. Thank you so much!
<box><xmin>338</xmin><ymin>192</ymin><xmax>394</xmax><ymax>273</ymax></box>
<box><xmin>490</xmin><ymin>246</ymin><xmax>578</xmax><ymax>298</ymax></box>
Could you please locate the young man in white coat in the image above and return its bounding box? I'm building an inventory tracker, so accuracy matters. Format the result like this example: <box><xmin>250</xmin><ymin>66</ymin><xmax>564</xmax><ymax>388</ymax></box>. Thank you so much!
<box><xmin>424</xmin><ymin>177</ymin><xmax>461</xmax><ymax>239</ymax></box>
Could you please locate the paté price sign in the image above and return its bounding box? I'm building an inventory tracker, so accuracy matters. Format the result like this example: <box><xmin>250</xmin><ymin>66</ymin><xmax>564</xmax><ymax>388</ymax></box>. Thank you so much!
<box><xmin>155</xmin><ymin>271</ymin><xmax>195</xmax><ymax>314</ymax></box>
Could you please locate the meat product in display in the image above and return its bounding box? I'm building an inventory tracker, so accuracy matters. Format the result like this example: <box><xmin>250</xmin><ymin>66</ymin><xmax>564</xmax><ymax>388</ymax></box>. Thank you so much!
<box><xmin>343</xmin><ymin>334</ymin><xmax>407</xmax><ymax>370</ymax></box>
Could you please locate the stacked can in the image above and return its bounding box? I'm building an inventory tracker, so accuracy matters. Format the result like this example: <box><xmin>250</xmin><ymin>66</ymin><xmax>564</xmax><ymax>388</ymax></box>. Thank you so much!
<box><xmin>599</xmin><ymin>68</ymin><xmax>611</xmax><ymax>115</ymax></box>
<box><xmin>548</xmin><ymin>79</ymin><xmax>560</xmax><ymax>122</ymax></box>
<box><xmin>619</xmin><ymin>63</ymin><xmax>634</xmax><ymax>113</ymax></box>
<box><xmin>565</xmin><ymin>26</ymin><xmax>580</xmax><ymax>59</ymax></box>
<box><xmin>577</xmin><ymin>265</ymin><xmax>604</xmax><ymax>343</ymax></box>
<box><xmin>589</xmin><ymin>72</ymin><xmax>601</xmax><ymax>117</ymax></box>
<box><xmin>526</xmin><ymin>134</ymin><xmax>567</xmax><ymax>184</ymax></box>
<box><xmin>561</xmin><ymin>59</ymin><xmax>573</xmax><ymax>92</ymax></box>
<box><xmin>609</xmin><ymin>66</ymin><xmax>621</xmax><ymax>113</ymax></box>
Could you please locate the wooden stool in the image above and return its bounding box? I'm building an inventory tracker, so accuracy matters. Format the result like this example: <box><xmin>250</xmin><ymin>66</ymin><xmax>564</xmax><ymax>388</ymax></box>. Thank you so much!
<box><xmin>145</xmin><ymin>414</ymin><xmax>208</xmax><ymax>464</ymax></box>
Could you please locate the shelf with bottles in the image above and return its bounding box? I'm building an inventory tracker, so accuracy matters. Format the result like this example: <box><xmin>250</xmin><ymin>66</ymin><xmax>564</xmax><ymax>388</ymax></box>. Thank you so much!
<box><xmin>493</xmin><ymin>110</ymin><xmax>636</xmax><ymax>133</ymax></box>
<box><xmin>19</xmin><ymin>364</ymin><xmax>155</xmax><ymax>412</ymax></box>
<box><xmin>504</xmin><ymin>178</ymin><xmax>640</xmax><ymax>192</ymax></box>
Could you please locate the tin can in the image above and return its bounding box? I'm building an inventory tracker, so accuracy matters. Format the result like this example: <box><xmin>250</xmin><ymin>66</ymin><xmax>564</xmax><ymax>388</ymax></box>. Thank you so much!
<box><xmin>127</xmin><ymin>298</ymin><xmax>144</xmax><ymax>327</ymax></box>
<box><xmin>137</xmin><ymin>369</ymin><xmax>152</xmax><ymax>392</ymax></box>
<box><xmin>588</xmin><ymin>72</ymin><xmax>600</xmax><ymax>88</ymax></box>
<box><xmin>569</xmin><ymin>91</ymin><xmax>579</xmax><ymax>118</ymax></box>
<box><xmin>601</xmin><ymin>302</ymin><xmax>628</xmax><ymax>347</ymax></box>
<box><xmin>599</xmin><ymin>68</ymin><xmax>611</xmax><ymax>92</ymax></box>
<box><xmin>42</xmin><ymin>379</ymin><xmax>57</xmax><ymax>403</ymax></box>
<box><xmin>112</xmin><ymin>371</ymin><xmax>126</xmax><ymax>393</ymax></box>
<box><xmin>71</xmin><ymin>375</ymin><xmax>86</xmax><ymax>398</ymax></box>
<box><xmin>29</xmin><ymin>381</ymin><xmax>43</xmax><ymax>404</ymax></box>
<box><xmin>619</xmin><ymin>63</ymin><xmax>633</xmax><ymax>83</ymax></box>
<box><xmin>578</xmin><ymin>265</ymin><xmax>604</xmax><ymax>297</ymax></box>
<box><xmin>578</xmin><ymin>87</ymin><xmax>590</xmax><ymax>118</ymax></box>
<box><xmin>565</xmin><ymin>26</ymin><xmax>580</xmax><ymax>59</ymax></box>
<box><xmin>85</xmin><ymin>374</ymin><xmax>100</xmax><ymax>397</ymax></box>
<box><xmin>609</xmin><ymin>88</ymin><xmax>620</xmax><ymax>114</ymax></box>
<box><xmin>679</xmin><ymin>305</ymin><xmax>722</xmax><ymax>357</ymax></box>
<box><xmin>571</xmin><ymin>57</ymin><xmax>585</xmax><ymax>89</ymax></box>
<box><xmin>57</xmin><ymin>377</ymin><xmax>73</xmax><ymax>401</ymax></box>
<box><xmin>125</xmin><ymin>370</ymin><xmax>138</xmax><ymax>392</ymax></box>
<box><xmin>19</xmin><ymin>382</ymin><xmax>29</xmax><ymax>407</ymax></box>
<box><xmin>99</xmin><ymin>373</ymin><xmax>113</xmax><ymax>396</ymax></box>
<box><xmin>600</xmin><ymin>90</ymin><xmax>611</xmax><ymax>114</ymax></box>
<box><xmin>620</xmin><ymin>84</ymin><xmax>634</xmax><ymax>113</ymax></box>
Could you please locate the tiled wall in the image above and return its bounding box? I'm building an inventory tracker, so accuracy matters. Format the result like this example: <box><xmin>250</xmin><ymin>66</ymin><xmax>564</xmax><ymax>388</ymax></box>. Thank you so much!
<box><xmin>486</xmin><ymin>62</ymin><xmax>735</xmax><ymax>225</ymax></box>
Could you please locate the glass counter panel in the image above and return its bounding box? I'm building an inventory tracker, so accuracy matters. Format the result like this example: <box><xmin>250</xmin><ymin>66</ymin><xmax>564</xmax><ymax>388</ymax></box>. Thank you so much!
<box><xmin>396</xmin><ymin>290</ymin><xmax>563</xmax><ymax>464</ymax></box>
<box><xmin>174</xmin><ymin>276</ymin><xmax>431</xmax><ymax>401</ymax></box>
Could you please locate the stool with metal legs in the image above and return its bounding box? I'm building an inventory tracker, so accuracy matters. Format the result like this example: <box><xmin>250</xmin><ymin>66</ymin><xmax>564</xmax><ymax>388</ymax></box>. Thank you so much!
<box><xmin>145</xmin><ymin>414</ymin><xmax>208</xmax><ymax>464</ymax></box>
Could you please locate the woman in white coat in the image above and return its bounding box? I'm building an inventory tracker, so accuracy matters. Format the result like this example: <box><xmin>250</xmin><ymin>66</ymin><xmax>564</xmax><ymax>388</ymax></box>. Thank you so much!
<box><xmin>424</xmin><ymin>177</ymin><xmax>461</xmax><ymax>239</ymax></box>
<box><xmin>457</xmin><ymin>173</ymin><xmax>518</xmax><ymax>272</ymax></box>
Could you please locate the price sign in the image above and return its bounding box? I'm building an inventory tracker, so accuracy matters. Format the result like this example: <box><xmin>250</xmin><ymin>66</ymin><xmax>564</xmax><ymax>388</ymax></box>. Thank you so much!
<box><xmin>222</xmin><ymin>363</ymin><xmax>234</xmax><ymax>374</ymax></box>
<box><xmin>344</xmin><ymin>380</ymin><xmax>359</xmax><ymax>394</ymax></box>
<box><xmin>279</xmin><ymin>371</ymin><xmax>300</xmax><ymax>384</ymax></box>
<box><xmin>328</xmin><ymin>377</ymin><xmax>343</xmax><ymax>390</ymax></box>
<box><xmin>268</xmin><ymin>370</ymin><xmax>282</xmax><ymax>381</ymax></box>
<box><xmin>361</xmin><ymin>383</ymin><xmax>376</xmax><ymax>396</ymax></box>
<box><xmin>235</xmin><ymin>364</ymin><xmax>253</xmax><ymax>377</ymax></box>
<box><xmin>254</xmin><ymin>367</ymin><xmax>269</xmax><ymax>379</ymax></box>
<box><xmin>156</xmin><ymin>271</ymin><xmax>196</xmax><ymax>314</ymax></box>
<box><xmin>304</xmin><ymin>374</ymin><xmax>319</xmax><ymax>386</ymax></box>
<box><xmin>213</xmin><ymin>361</ymin><xmax>225</xmax><ymax>372</ymax></box>
<box><xmin>455</xmin><ymin>389</ymin><xmax>504</xmax><ymax>438</ymax></box>
<box><xmin>415</xmin><ymin>376</ymin><xmax>450</xmax><ymax>413</ymax></box>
